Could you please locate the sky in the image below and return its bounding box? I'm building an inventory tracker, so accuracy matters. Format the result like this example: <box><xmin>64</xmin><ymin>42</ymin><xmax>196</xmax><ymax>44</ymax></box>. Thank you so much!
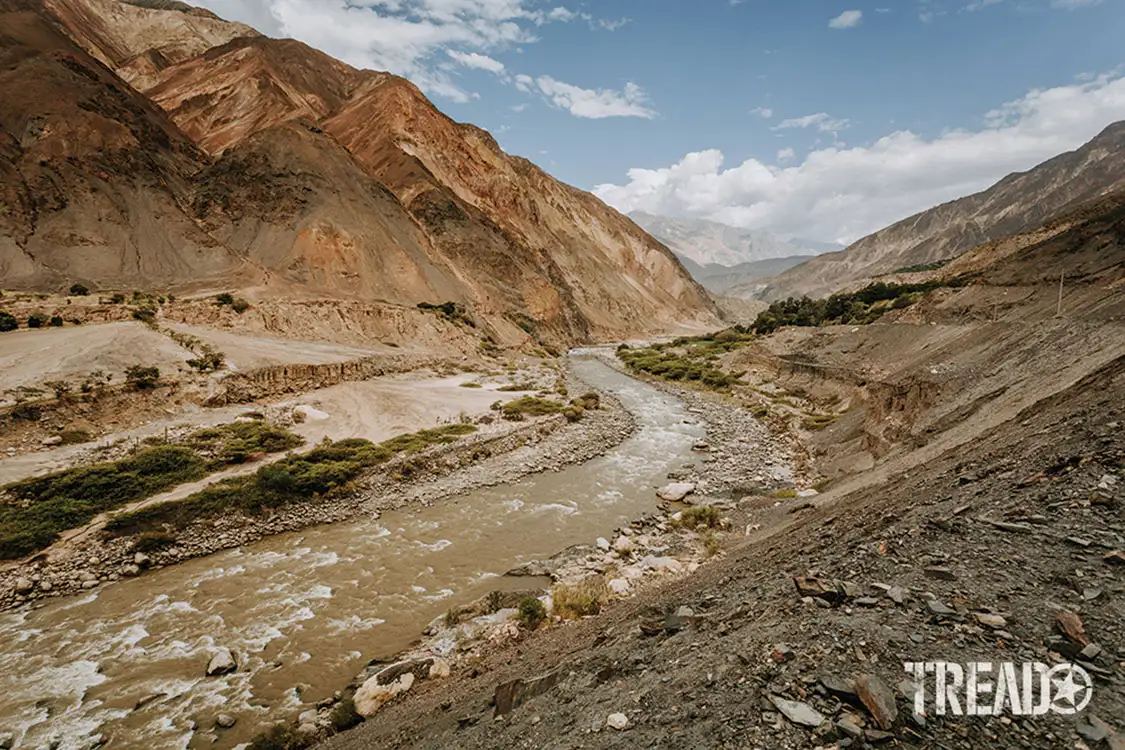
<box><xmin>195</xmin><ymin>0</ymin><xmax>1125</xmax><ymax>246</ymax></box>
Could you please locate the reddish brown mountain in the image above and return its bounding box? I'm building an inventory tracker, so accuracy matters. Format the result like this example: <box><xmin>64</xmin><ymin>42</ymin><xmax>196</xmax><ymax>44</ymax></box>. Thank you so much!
<box><xmin>1</xmin><ymin>0</ymin><xmax>718</xmax><ymax>342</ymax></box>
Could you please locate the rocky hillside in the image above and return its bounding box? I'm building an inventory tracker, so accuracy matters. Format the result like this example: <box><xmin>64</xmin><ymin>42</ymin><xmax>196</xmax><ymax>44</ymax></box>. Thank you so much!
<box><xmin>629</xmin><ymin>211</ymin><xmax>820</xmax><ymax>267</ymax></box>
<box><xmin>0</xmin><ymin>0</ymin><xmax>718</xmax><ymax>344</ymax></box>
<box><xmin>758</xmin><ymin>121</ymin><xmax>1125</xmax><ymax>301</ymax></box>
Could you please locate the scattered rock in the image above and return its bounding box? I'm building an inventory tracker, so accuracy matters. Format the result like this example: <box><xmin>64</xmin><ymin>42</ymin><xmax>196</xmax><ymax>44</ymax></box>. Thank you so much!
<box><xmin>972</xmin><ymin>613</ymin><xmax>1007</xmax><ymax>629</ymax></box>
<box><xmin>656</xmin><ymin>482</ymin><xmax>695</xmax><ymax>502</ymax></box>
<box><xmin>606</xmin><ymin>712</ymin><xmax>630</xmax><ymax>730</ymax></box>
<box><xmin>1055</xmin><ymin>609</ymin><xmax>1089</xmax><ymax>645</ymax></box>
<box><xmin>770</xmin><ymin>696</ymin><xmax>824</xmax><ymax>728</ymax></box>
<box><xmin>925</xmin><ymin>599</ymin><xmax>956</xmax><ymax>617</ymax></box>
<box><xmin>607</xmin><ymin>578</ymin><xmax>630</xmax><ymax>595</ymax></box>
<box><xmin>1103</xmin><ymin>550</ymin><xmax>1125</xmax><ymax>566</ymax></box>
<box><xmin>206</xmin><ymin>648</ymin><xmax>237</xmax><ymax>676</ymax></box>
<box><xmin>14</xmin><ymin>578</ymin><xmax>33</xmax><ymax>594</ymax></box>
<box><xmin>493</xmin><ymin>671</ymin><xmax>562</xmax><ymax>716</ymax></box>
<box><xmin>793</xmin><ymin>575</ymin><xmax>839</xmax><ymax>603</ymax></box>
<box><xmin>596</xmin><ymin>537</ymin><xmax>610</xmax><ymax>551</ymax></box>
<box><xmin>855</xmin><ymin>674</ymin><xmax>897</xmax><ymax>730</ymax></box>
<box><xmin>428</xmin><ymin>658</ymin><xmax>451</xmax><ymax>679</ymax></box>
<box><xmin>121</xmin><ymin>564</ymin><xmax>141</xmax><ymax>577</ymax></box>
<box><xmin>134</xmin><ymin>552</ymin><xmax>152</xmax><ymax>568</ymax></box>
<box><xmin>355</xmin><ymin>672</ymin><xmax>415</xmax><ymax>717</ymax></box>
<box><xmin>821</xmin><ymin>675</ymin><xmax>858</xmax><ymax>700</ymax></box>
<box><xmin>215</xmin><ymin>714</ymin><xmax>236</xmax><ymax>729</ymax></box>
<box><xmin>41</xmin><ymin>436</ymin><xmax>63</xmax><ymax>447</ymax></box>
<box><xmin>613</xmin><ymin>536</ymin><xmax>634</xmax><ymax>555</ymax></box>
<box><xmin>924</xmin><ymin>566</ymin><xmax>956</xmax><ymax>580</ymax></box>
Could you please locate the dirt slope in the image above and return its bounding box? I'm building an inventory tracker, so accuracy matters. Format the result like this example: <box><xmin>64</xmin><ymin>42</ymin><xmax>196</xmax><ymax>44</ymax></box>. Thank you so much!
<box><xmin>759</xmin><ymin>121</ymin><xmax>1125</xmax><ymax>301</ymax></box>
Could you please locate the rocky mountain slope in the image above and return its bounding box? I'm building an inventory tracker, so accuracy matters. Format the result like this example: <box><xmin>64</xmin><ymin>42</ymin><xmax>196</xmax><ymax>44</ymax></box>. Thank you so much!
<box><xmin>0</xmin><ymin>0</ymin><xmax>718</xmax><ymax>344</ymax></box>
<box><xmin>758</xmin><ymin>121</ymin><xmax>1125</xmax><ymax>301</ymax></box>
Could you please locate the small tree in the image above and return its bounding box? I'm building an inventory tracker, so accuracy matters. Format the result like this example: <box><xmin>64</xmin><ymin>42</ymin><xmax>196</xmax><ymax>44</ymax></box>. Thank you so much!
<box><xmin>26</xmin><ymin>312</ymin><xmax>47</xmax><ymax>328</ymax></box>
<box><xmin>214</xmin><ymin>293</ymin><xmax>234</xmax><ymax>306</ymax></box>
<box><xmin>49</xmin><ymin>315</ymin><xmax>64</xmax><ymax>327</ymax></box>
<box><xmin>0</xmin><ymin>311</ymin><xmax>16</xmax><ymax>332</ymax></box>
<box><xmin>125</xmin><ymin>365</ymin><xmax>160</xmax><ymax>390</ymax></box>
<box><xmin>69</xmin><ymin>283</ymin><xmax>90</xmax><ymax>296</ymax></box>
<box><xmin>231</xmin><ymin>298</ymin><xmax>250</xmax><ymax>314</ymax></box>
<box><xmin>518</xmin><ymin>596</ymin><xmax>547</xmax><ymax>630</ymax></box>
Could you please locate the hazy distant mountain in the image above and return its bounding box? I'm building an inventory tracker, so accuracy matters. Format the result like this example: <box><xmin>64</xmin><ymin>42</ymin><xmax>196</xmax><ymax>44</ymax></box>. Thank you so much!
<box><xmin>672</xmin><ymin>253</ymin><xmax>816</xmax><ymax>298</ymax></box>
<box><xmin>630</xmin><ymin>212</ymin><xmax>832</xmax><ymax>268</ymax></box>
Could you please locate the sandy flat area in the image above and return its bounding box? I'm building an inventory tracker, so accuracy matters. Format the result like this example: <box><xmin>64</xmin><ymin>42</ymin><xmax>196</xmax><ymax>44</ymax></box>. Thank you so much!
<box><xmin>164</xmin><ymin>323</ymin><xmax>388</xmax><ymax>370</ymax></box>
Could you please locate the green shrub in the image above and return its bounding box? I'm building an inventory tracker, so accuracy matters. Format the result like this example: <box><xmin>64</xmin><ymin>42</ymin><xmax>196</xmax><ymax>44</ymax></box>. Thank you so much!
<box><xmin>0</xmin><ymin>311</ymin><xmax>16</xmax><ymax>332</ymax></box>
<box><xmin>502</xmin><ymin>396</ymin><xmax>564</xmax><ymax>420</ymax></box>
<box><xmin>459</xmin><ymin>382</ymin><xmax>482</xmax><ymax>388</ymax></box>
<box><xmin>59</xmin><ymin>429</ymin><xmax>91</xmax><ymax>445</ymax></box>
<box><xmin>552</xmin><ymin>576</ymin><xmax>607</xmax><ymax>619</ymax></box>
<box><xmin>69</xmin><ymin>283</ymin><xmax>89</xmax><ymax>296</ymax></box>
<box><xmin>214</xmin><ymin>293</ymin><xmax>234</xmax><ymax>306</ymax></box>
<box><xmin>231</xmin><ymin>298</ymin><xmax>250</xmax><ymax>314</ymax></box>
<box><xmin>125</xmin><ymin>365</ymin><xmax>160</xmax><ymax>390</ymax></box>
<box><xmin>562</xmin><ymin>405</ymin><xmax>584</xmax><ymax>422</ymax></box>
<box><xmin>48</xmin><ymin>315</ymin><xmax>64</xmax><ymax>327</ymax></box>
<box><xmin>131</xmin><ymin>308</ymin><xmax>155</xmax><ymax>325</ymax></box>
<box><xmin>417</xmin><ymin>301</ymin><xmax>475</xmax><ymax>327</ymax></box>
<box><xmin>109</xmin><ymin>292</ymin><xmax>126</xmax><ymax>304</ymax></box>
<box><xmin>570</xmin><ymin>392</ymin><xmax>600</xmax><ymax>411</ymax></box>
<box><xmin>675</xmin><ymin>505</ymin><xmax>723</xmax><ymax>530</ymax></box>
<box><xmin>497</xmin><ymin>383</ymin><xmax>536</xmax><ymax>392</ymax></box>
<box><xmin>106</xmin><ymin>424</ymin><xmax>477</xmax><ymax>536</ymax></box>
<box><xmin>26</xmin><ymin>313</ymin><xmax>47</xmax><ymax>328</ymax></box>
<box><xmin>518</xmin><ymin>596</ymin><xmax>547</xmax><ymax>630</ymax></box>
<box><xmin>247</xmin><ymin>724</ymin><xmax>307</xmax><ymax>750</ymax></box>
<box><xmin>328</xmin><ymin>698</ymin><xmax>363</xmax><ymax>732</ymax></box>
<box><xmin>186</xmin><ymin>347</ymin><xmax>225</xmax><ymax>373</ymax></box>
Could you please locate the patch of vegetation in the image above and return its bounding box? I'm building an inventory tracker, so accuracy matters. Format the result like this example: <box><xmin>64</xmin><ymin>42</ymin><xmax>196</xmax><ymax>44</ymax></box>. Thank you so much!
<box><xmin>231</xmin><ymin>298</ymin><xmax>250</xmax><ymax>314</ymax></box>
<box><xmin>570</xmin><ymin>392</ymin><xmax>601</xmax><ymax>411</ymax></box>
<box><xmin>49</xmin><ymin>315</ymin><xmax>63</xmax><ymax>327</ymax></box>
<box><xmin>186</xmin><ymin>346</ymin><xmax>225</xmax><ymax>373</ymax></box>
<box><xmin>26</xmin><ymin>313</ymin><xmax>47</xmax><ymax>329</ymax></box>
<box><xmin>501</xmin><ymin>396</ymin><xmax>565</xmax><ymax>421</ymax></box>
<box><xmin>69</xmin><ymin>283</ymin><xmax>90</xmax><ymax>296</ymax></box>
<box><xmin>0</xmin><ymin>445</ymin><xmax>207</xmax><ymax>559</ymax></box>
<box><xmin>801</xmin><ymin>414</ymin><xmax>838</xmax><ymax>431</ymax></box>
<box><xmin>675</xmin><ymin>505</ymin><xmax>723</xmax><ymax>530</ymax></box>
<box><xmin>124</xmin><ymin>365</ymin><xmax>160</xmax><ymax>390</ymax></box>
<box><xmin>131</xmin><ymin>308</ymin><xmax>156</xmax><ymax>325</ymax></box>
<box><xmin>891</xmin><ymin>258</ymin><xmax>952</xmax><ymax>274</ymax></box>
<box><xmin>497</xmin><ymin>382</ymin><xmax>537</xmax><ymax>392</ymax></box>
<box><xmin>771</xmin><ymin>488</ymin><xmax>797</xmax><ymax>499</ymax></box>
<box><xmin>247</xmin><ymin>724</ymin><xmax>307</xmax><ymax>750</ymax></box>
<box><xmin>0</xmin><ymin>311</ymin><xmax>16</xmax><ymax>332</ymax></box>
<box><xmin>616</xmin><ymin>329</ymin><xmax>752</xmax><ymax>391</ymax></box>
<box><xmin>214</xmin><ymin>293</ymin><xmax>235</xmax><ymax>306</ymax></box>
<box><xmin>552</xmin><ymin>576</ymin><xmax>607</xmax><ymax>619</ymax></box>
<box><xmin>105</xmin><ymin>424</ymin><xmax>477</xmax><ymax>536</ymax></box>
<box><xmin>328</xmin><ymin>698</ymin><xmax>363</xmax><ymax>732</ymax></box>
<box><xmin>108</xmin><ymin>292</ymin><xmax>126</xmax><ymax>304</ymax></box>
<box><xmin>133</xmin><ymin>531</ymin><xmax>177</xmax><ymax>553</ymax></box>
<box><xmin>518</xmin><ymin>596</ymin><xmax>547</xmax><ymax>630</ymax></box>
<box><xmin>417</xmin><ymin>301</ymin><xmax>475</xmax><ymax>327</ymax></box>
<box><xmin>459</xmin><ymin>382</ymin><xmax>482</xmax><ymax>388</ymax></box>
<box><xmin>751</xmin><ymin>279</ymin><xmax>964</xmax><ymax>334</ymax></box>
<box><xmin>0</xmin><ymin>422</ymin><xmax>303</xmax><ymax>559</ymax></box>
<box><xmin>700</xmin><ymin>528</ymin><xmax>722</xmax><ymax>557</ymax></box>
<box><xmin>59</xmin><ymin>429</ymin><xmax>91</xmax><ymax>445</ymax></box>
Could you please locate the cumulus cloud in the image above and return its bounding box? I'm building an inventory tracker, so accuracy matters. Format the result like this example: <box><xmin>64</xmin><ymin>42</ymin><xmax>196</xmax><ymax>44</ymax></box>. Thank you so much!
<box><xmin>192</xmin><ymin>0</ymin><xmax>622</xmax><ymax>103</ymax></box>
<box><xmin>534</xmin><ymin>77</ymin><xmax>657</xmax><ymax>119</ymax></box>
<box><xmin>752</xmin><ymin>106</ymin><xmax>774</xmax><ymax>118</ymax></box>
<box><xmin>593</xmin><ymin>72</ymin><xmax>1125</xmax><ymax>245</ymax></box>
<box><xmin>828</xmin><ymin>9</ymin><xmax>863</xmax><ymax>28</ymax></box>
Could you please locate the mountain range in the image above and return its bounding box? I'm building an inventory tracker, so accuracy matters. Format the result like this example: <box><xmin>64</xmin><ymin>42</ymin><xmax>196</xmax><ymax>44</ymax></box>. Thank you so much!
<box><xmin>0</xmin><ymin>0</ymin><xmax>718</xmax><ymax>344</ymax></box>
<box><xmin>757</xmin><ymin>121</ymin><xmax>1125</xmax><ymax>301</ymax></box>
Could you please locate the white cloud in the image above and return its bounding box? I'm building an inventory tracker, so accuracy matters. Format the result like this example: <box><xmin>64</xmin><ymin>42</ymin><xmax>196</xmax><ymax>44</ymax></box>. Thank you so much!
<box><xmin>774</xmin><ymin>112</ymin><xmax>851</xmax><ymax>132</ymax></box>
<box><xmin>191</xmin><ymin>0</ymin><xmax>622</xmax><ymax>103</ymax></box>
<box><xmin>1051</xmin><ymin>0</ymin><xmax>1103</xmax><ymax>7</ymax></box>
<box><xmin>828</xmin><ymin>9</ymin><xmax>863</xmax><ymax>28</ymax></box>
<box><xmin>752</xmin><ymin>106</ymin><xmax>774</xmax><ymax>119</ymax></box>
<box><xmin>593</xmin><ymin>72</ymin><xmax>1125</xmax><ymax>246</ymax></box>
<box><xmin>777</xmin><ymin>147</ymin><xmax>795</xmax><ymax>162</ymax></box>
<box><xmin>446</xmin><ymin>50</ymin><xmax>505</xmax><ymax>74</ymax></box>
<box><xmin>534</xmin><ymin>77</ymin><xmax>657</xmax><ymax>119</ymax></box>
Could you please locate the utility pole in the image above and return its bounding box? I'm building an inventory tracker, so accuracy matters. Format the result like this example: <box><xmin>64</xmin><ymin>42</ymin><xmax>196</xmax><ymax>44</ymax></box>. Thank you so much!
<box><xmin>1056</xmin><ymin>272</ymin><xmax>1064</xmax><ymax>318</ymax></box>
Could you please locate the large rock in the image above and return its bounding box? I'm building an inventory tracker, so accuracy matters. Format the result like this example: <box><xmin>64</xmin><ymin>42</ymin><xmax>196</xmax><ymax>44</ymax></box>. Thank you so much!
<box><xmin>14</xmin><ymin>578</ymin><xmax>33</xmax><ymax>594</ymax></box>
<box><xmin>657</xmin><ymin>482</ymin><xmax>695</xmax><ymax>502</ymax></box>
<box><xmin>856</xmin><ymin>674</ymin><xmax>898</xmax><ymax>730</ymax></box>
<box><xmin>354</xmin><ymin>672</ymin><xmax>414</xmax><ymax>717</ymax></box>
<box><xmin>770</xmin><ymin>696</ymin><xmax>824</xmax><ymax>728</ymax></box>
<box><xmin>206</xmin><ymin>648</ymin><xmax>237</xmax><ymax>676</ymax></box>
<box><xmin>493</xmin><ymin>671</ymin><xmax>562</xmax><ymax>716</ymax></box>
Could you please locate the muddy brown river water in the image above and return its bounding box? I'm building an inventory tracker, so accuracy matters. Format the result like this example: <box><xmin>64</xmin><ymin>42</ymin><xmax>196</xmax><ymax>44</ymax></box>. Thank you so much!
<box><xmin>0</xmin><ymin>355</ymin><xmax>705</xmax><ymax>749</ymax></box>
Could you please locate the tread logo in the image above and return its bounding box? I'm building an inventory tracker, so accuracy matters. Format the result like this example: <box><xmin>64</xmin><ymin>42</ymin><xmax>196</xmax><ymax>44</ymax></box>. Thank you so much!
<box><xmin>903</xmin><ymin>662</ymin><xmax>1092</xmax><ymax>716</ymax></box>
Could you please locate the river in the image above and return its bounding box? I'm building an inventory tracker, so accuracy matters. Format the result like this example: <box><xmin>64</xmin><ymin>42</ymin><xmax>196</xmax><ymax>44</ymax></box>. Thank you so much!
<box><xmin>0</xmin><ymin>355</ymin><xmax>705</xmax><ymax>749</ymax></box>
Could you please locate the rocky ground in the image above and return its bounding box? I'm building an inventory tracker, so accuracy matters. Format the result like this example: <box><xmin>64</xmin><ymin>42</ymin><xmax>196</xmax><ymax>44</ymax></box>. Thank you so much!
<box><xmin>318</xmin><ymin>354</ymin><xmax>1124</xmax><ymax>750</ymax></box>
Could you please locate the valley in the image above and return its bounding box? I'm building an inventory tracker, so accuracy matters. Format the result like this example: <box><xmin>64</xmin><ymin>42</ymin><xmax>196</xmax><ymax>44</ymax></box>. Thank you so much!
<box><xmin>0</xmin><ymin>0</ymin><xmax>1123</xmax><ymax>749</ymax></box>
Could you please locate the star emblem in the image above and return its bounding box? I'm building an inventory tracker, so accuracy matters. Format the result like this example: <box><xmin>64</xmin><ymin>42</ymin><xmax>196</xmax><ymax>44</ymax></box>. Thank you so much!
<box><xmin>1048</xmin><ymin>663</ymin><xmax>1093</xmax><ymax>714</ymax></box>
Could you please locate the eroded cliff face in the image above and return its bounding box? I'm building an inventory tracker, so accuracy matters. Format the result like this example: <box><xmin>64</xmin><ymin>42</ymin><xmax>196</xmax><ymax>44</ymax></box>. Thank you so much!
<box><xmin>759</xmin><ymin>121</ymin><xmax>1125</xmax><ymax>301</ymax></box>
<box><xmin>2</xmin><ymin>0</ymin><xmax>718</xmax><ymax>344</ymax></box>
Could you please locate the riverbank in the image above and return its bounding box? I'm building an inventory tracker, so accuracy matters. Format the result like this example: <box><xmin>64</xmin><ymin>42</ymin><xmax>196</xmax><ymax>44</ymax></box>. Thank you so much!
<box><xmin>0</xmin><ymin>367</ymin><xmax>635</xmax><ymax>611</ymax></box>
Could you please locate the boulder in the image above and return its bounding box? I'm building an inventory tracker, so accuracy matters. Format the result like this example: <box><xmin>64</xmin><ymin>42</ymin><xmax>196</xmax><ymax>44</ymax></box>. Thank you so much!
<box><xmin>134</xmin><ymin>552</ymin><xmax>152</xmax><ymax>568</ymax></box>
<box><xmin>657</xmin><ymin>483</ymin><xmax>695</xmax><ymax>502</ymax></box>
<box><xmin>215</xmin><ymin>714</ymin><xmax>237</xmax><ymax>729</ymax></box>
<box><xmin>596</xmin><ymin>537</ymin><xmax>611</xmax><ymax>551</ymax></box>
<box><xmin>613</xmin><ymin>536</ymin><xmax>634</xmax><ymax>555</ymax></box>
<box><xmin>121</xmin><ymin>565</ymin><xmax>141</xmax><ymax>577</ymax></box>
<box><xmin>14</xmin><ymin>578</ymin><xmax>33</xmax><ymax>594</ymax></box>
<box><xmin>770</xmin><ymin>696</ymin><xmax>824</xmax><ymax>727</ymax></box>
<box><xmin>607</xmin><ymin>578</ymin><xmax>630</xmax><ymax>595</ymax></box>
<box><xmin>856</xmin><ymin>674</ymin><xmax>898</xmax><ymax>730</ymax></box>
<box><xmin>354</xmin><ymin>672</ymin><xmax>414</xmax><ymax>717</ymax></box>
<box><xmin>606</xmin><ymin>713</ymin><xmax>630</xmax><ymax>730</ymax></box>
<box><xmin>41</xmin><ymin>436</ymin><xmax>63</xmax><ymax>447</ymax></box>
<box><xmin>206</xmin><ymin>648</ymin><xmax>237</xmax><ymax>676</ymax></box>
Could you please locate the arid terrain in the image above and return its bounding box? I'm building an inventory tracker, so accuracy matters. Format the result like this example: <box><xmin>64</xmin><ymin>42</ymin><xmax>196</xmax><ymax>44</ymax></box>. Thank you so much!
<box><xmin>0</xmin><ymin>1</ymin><xmax>1123</xmax><ymax>749</ymax></box>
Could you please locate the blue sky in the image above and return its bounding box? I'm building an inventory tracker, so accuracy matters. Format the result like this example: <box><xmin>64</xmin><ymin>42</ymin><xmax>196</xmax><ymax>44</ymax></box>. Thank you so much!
<box><xmin>201</xmin><ymin>0</ymin><xmax>1125</xmax><ymax>244</ymax></box>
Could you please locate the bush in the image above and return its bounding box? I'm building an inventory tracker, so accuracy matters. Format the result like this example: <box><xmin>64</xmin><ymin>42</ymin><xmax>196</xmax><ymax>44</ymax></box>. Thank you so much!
<box><xmin>247</xmin><ymin>724</ymin><xmax>307</xmax><ymax>750</ymax></box>
<box><xmin>231</xmin><ymin>298</ymin><xmax>250</xmax><ymax>314</ymax></box>
<box><xmin>570</xmin><ymin>392</ymin><xmax>600</xmax><ymax>411</ymax></box>
<box><xmin>328</xmin><ymin>698</ymin><xmax>363</xmax><ymax>732</ymax></box>
<box><xmin>676</xmin><ymin>505</ymin><xmax>723</xmax><ymax>530</ymax></box>
<box><xmin>518</xmin><ymin>596</ymin><xmax>547</xmax><ymax>630</ymax></box>
<box><xmin>109</xmin><ymin>292</ymin><xmax>126</xmax><ymax>304</ymax></box>
<box><xmin>562</xmin><ymin>405</ymin><xmax>584</xmax><ymax>423</ymax></box>
<box><xmin>125</xmin><ymin>365</ymin><xmax>160</xmax><ymax>390</ymax></box>
<box><xmin>186</xmin><ymin>347</ymin><xmax>225</xmax><ymax>373</ymax></box>
<box><xmin>48</xmin><ymin>315</ymin><xmax>64</xmax><ymax>327</ymax></box>
<box><xmin>131</xmin><ymin>308</ymin><xmax>155</xmax><ymax>325</ymax></box>
<box><xmin>501</xmin><ymin>396</ymin><xmax>564</xmax><ymax>421</ymax></box>
<box><xmin>69</xmin><ymin>283</ymin><xmax>90</xmax><ymax>296</ymax></box>
<box><xmin>0</xmin><ymin>311</ymin><xmax>16</xmax><ymax>332</ymax></box>
<box><xmin>26</xmin><ymin>313</ymin><xmax>47</xmax><ymax>328</ymax></box>
<box><xmin>133</xmin><ymin>531</ymin><xmax>176</xmax><ymax>553</ymax></box>
<box><xmin>59</xmin><ymin>429</ymin><xmax>91</xmax><ymax>445</ymax></box>
<box><xmin>214</xmin><ymin>293</ymin><xmax>234</xmax><ymax>306</ymax></box>
<box><xmin>552</xmin><ymin>576</ymin><xmax>607</xmax><ymax>619</ymax></box>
